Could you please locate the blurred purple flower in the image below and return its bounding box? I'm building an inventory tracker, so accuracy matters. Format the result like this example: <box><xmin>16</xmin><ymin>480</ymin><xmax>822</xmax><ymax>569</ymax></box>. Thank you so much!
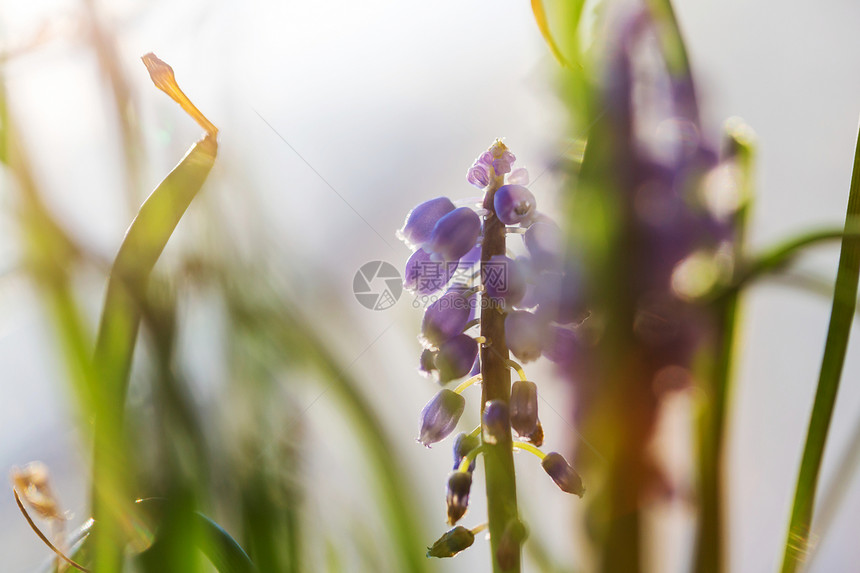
<box><xmin>505</xmin><ymin>311</ymin><xmax>546</xmax><ymax>363</ymax></box>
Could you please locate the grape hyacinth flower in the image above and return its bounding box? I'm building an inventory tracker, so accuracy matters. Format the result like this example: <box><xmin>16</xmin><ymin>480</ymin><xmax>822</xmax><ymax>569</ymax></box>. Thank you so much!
<box><xmin>427</xmin><ymin>207</ymin><xmax>481</xmax><ymax>262</ymax></box>
<box><xmin>418</xmin><ymin>389</ymin><xmax>465</xmax><ymax>447</ymax></box>
<box><xmin>436</xmin><ymin>334</ymin><xmax>479</xmax><ymax>384</ymax></box>
<box><xmin>505</xmin><ymin>311</ymin><xmax>545</xmax><ymax>363</ymax></box>
<box><xmin>420</xmin><ymin>287</ymin><xmax>473</xmax><ymax>348</ymax></box>
<box><xmin>509</xmin><ymin>380</ymin><xmax>538</xmax><ymax>437</ymax></box>
<box><xmin>398</xmin><ymin>197</ymin><xmax>455</xmax><ymax>249</ymax></box>
<box><xmin>426</xmin><ymin>526</ymin><xmax>476</xmax><ymax>558</ymax></box>
<box><xmin>494</xmin><ymin>185</ymin><xmax>536</xmax><ymax>225</ymax></box>
<box><xmin>446</xmin><ymin>471</ymin><xmax>473</xmax><ymax>524</ymax></box>
<box><xmin>541</xmin><ymin>452</ymin><xmax>585</xmax><ymax>497</ymax></box>
<box><xmin>452</xmin><ymin>432</ymin><xmax>480</xmax><ymax>472</ymax></box>
<box><xmin>482</xmin><ymin>400</ymin><xmax>509</xmax><ymax>445</ymax></box>
<box><xmin>402</xmin><ymin>139</ymin><xmax>584</xmax><ymax>567</ymax></box>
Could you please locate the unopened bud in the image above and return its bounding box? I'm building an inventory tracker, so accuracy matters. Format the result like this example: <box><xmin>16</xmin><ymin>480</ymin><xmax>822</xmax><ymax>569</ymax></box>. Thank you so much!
<box><xmin>541</xmin><ymin>452</ymin><xmax>585</xmax><ymax>496</ymax></box>
<box><xmin>426</xmin><ymin>526</ymin><xmax>475</xmax><ymax>558</ymax></box>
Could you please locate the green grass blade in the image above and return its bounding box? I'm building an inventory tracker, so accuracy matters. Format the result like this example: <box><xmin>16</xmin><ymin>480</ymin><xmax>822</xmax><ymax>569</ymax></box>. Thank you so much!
<box><xmin>196</xmin><ymin>512</ymin><xmax>258</xmax><ymax>573</ymax></box>
<box><xmin>780</xmin><ymin>122</ymin><xmax>860</xmax><ymax>573</ymax></box>
<box><xmin>90</xmin><ymin>134</ymin><xmax>217</xmax><ymax>571</ymax></box>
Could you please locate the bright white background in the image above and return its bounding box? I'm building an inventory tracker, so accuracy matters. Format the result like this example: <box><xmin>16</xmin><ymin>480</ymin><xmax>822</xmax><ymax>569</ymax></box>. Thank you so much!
<box><xmin>1</xmin><ymin>0</ymin><xmax>860</xmax><ymax>571</ymax></box>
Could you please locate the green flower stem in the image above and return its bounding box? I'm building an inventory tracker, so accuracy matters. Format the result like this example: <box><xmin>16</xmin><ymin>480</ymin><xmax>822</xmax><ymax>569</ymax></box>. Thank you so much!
<box><xmin>459</xmin><ymin>445</ymin><xmax>486</xmax><ymax>474</ymax></box>
<box><xmin>694</xmin><ymin>126</ymin><xmax>754</xmax><ymax>573</ymax></box>
<box><xmin>481</xmin><ymin>158</ymin><xmax>522</xmax><ymax>573</ymax></box>
<box><xmin>732</xmin><ymin>227</ymin><xmax>860</xmax><ymax>290</ymax></box>
<box><xmin>512</xmin><ymin>441</ymin><xmax>546</xmax><ymax>460</ymax></box>
<box><xmin>504</xmin><ymin>357</ymin><xmax>528</xmax><ymax>382</ymax></box>
<box><xmin>780</xmin><ymin>122</ymin><xmax>860</xmax><ymax>573</ymax></box>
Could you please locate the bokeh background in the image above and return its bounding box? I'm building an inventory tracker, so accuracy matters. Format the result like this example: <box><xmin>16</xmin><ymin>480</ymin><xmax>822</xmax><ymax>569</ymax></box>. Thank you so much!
<box><xmin>2</xmin><ymin>0</ymin><xmax>860</xmax><ymax>571</ymax></box>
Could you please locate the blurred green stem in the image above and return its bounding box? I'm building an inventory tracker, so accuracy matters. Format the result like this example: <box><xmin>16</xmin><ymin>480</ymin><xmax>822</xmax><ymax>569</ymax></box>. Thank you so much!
<box><xmin>694</xmin><ymin>129</ymin><xmax>754</xmax><ymax>573</ymax></box>
<box><xmin>481</xmin><ymin>165</ymin><xmax>521</xmax><ymax>573</ymax></box>
<box><xmin>90</xmin><ymin>135</ymin><xmax>217</xmax><ymax>570</ymax></box>
<box><xmin>780</xmin><ymin>122</ymin><xmax>860</xmax><ymax>573</ymax></box>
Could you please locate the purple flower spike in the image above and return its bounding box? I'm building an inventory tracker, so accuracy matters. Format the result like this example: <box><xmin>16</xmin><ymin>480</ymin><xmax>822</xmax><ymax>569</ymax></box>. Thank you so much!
<box><xmin>437</xmin><ymin>334</ymin><xmax>479</xmax><ymax>384</ymax></box>
<box><xmin>404</xmin><ymin>248</ymin><xmax>455</xmax><ymax>295</ymax></box>
<box><xmin>426</xmin><ymin>526</ymin><xmax>475</xmax><ymax>558</ymax></box>
<box><xmin>524</xmin><ymin>221</ymin><xmax>563</xmax><ymax>271</ymax></box>
<box><xmin>446</xmin><ymin>471</ymin><xmax>473</xmax><ymax>524</ymax></box>
<box><xmin>541</xmin><ymin>452</ymin><xmax>585</xmax><ymax>497</ymax></box>
<box><xmin>467</xmin><ymin>164</ymin><xmax>490</xmax><ymax>188</ymax></box>
<box><xmin>482</xmin><ymin>399</ymin><xmax>509</xmax><ymax>445</ymax></box>
<box><xmin>510</xmin><ymin>380</ymin><xmax>538</xmax><ymax>437</ymax></box>
<box><xmin>483</xmin><ymin>255</ymin><xmax>526</xmax><ymax>308</ymax></box>
<box><xmin>505</xmin><ymin>311</ymin><xmax>546</xmax><ymax>363</ymax></box>
<box><xmin>418</xmin><ymin>389</ymin><xmax>466</xmax><ymax>447</ymax></box>
<box><xmin>421</xmin><ymin>288</ymin><xmax>473</xmax><ymax>347</ymax></box>
<box><xmin>398</xmin><ymin>197</ymin><xmax>456</xmax><ymax>248</ymax></box>
<box><xmin>427</xmin><ymin>207</ymin><xmax>481</xmax><ymax>262</ymax></box>
<box><xmin>494</xmin><ymin>185</ymin><xmax>537</xmax><ymax>225</ymax></box>
<box><xmin>452</xmin><ymin>432</ymin><xmax>480</xmax><ymax>472</ymax></box>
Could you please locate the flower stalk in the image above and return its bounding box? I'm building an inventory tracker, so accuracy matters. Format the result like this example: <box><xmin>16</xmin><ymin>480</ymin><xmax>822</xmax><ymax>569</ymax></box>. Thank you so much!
<box><xmin>480</xmin><ymin>160</ymin><xmax>522</xmax><ymax>572</ymax></box>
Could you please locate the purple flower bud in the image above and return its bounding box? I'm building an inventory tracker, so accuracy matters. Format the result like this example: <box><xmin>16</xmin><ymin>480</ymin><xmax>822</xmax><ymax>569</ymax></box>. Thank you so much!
<box><xmin>437</xmin><ymin>334</ymin><xmax>479</xmax><ymax>384</ymax></box>
<box><xmin>505</xmin><ymin>311</ymin><xmax>546</xmax><ymax>363</ymax></box>
<box><xmin>404</xmin><ymin>248</ymin><xmax>456</xmax><ymax>295</ymax></box>
<box><xmin>494</xmin><ymin>185</ymin><xmax>537</xmax><ymax>225</ymax></box>
<box><xmin>421</xmin><ymin>288</ymin><xmax>473</xmax><ymax>347</ymax></box>
<box><xmin>398</xmin><ymin>197</ymin><xmax>456</xmax><ymax>248</ymax></box>
<box><xmin>524</xmin><ymin>221</ymin><xmax>563</xmax><ymax>271</ymax></box>
<box><xmin>467</xmin><ymin>164</ymin><xmax>491</xmax><ymax>188</ymax></box>
<box><xmin>510</xmin><ymin>380</ymin><xmax>538</xmax><ymax>437</ymax></box>
<box><xmin>483</xmin><ymin>255</ymin><xmax>526</xmax><ymax>308</ymax></box>
<box><xmin>452</xmin><ymin>432</ymin><xmax>480</xmax><ymax>472</ymax></box>
<box><xmin>542</xmin><ymin>325</ymin><xmax>581</xmax><ymax>366</ymax></box>
<box><xmin>482</xmin><ymin>399</ymin><xmax>509</xmax><ymax>445</ymax></box>
<box><xmin>446</xmin><ymin>471</ymin><xmax>473</xmax><ymax>524</ymax></box>
<box><xmin>418</xmin><ymin>389</ymin><xmax>465</xmax><ymax>446</ymax></box>
<box><xmin>496</xmin><ymin>519</ymin><xmax>528</xmax><ymax>571</ymax></box>
<box><xmin>419</xmin><ymin>348</ymin><xmax>437</xmax><ymax>376</ymax></box>
<box><xmin>541</xmin><ymin>452</ymin><xmax>585</xmax><ymax>496</ymax></box>
<box><xmin>426</xmin><ymin>526</ymin><xmax>475</xmax><ymax>558</ymax></box>
<box><xmin>427</xmin><ymin>207</ymin><xmax>481</xmax><ymax>262</ymax></box>
<box><xmin>533</xmin><ymin>267</ymin><xmax>588</xmax><ymax>325</ymax></box>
